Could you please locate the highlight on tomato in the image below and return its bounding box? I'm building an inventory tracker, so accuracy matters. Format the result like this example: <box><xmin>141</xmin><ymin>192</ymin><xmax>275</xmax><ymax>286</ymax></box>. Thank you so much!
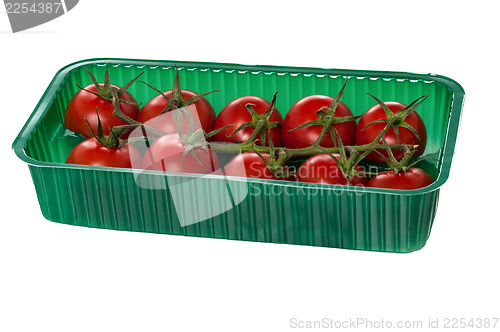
<box><xmin>366</xmin><ymin>168</ymin><xmax>433</xmax><ymax>190</ymax></box>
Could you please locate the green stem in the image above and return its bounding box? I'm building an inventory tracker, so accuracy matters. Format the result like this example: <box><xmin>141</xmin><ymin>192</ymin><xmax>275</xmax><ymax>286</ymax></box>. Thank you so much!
<box><xmin>209</xmin><ymin>104</ymin><xmax>416</xmax><ymax>158</ymax></box>
<box><xmin>110</xmin><ymin>88</ymin><xmax>165</xmax><ymax>137</ymax></box>
<box><xmin>208</xmin><ymin>142</ymin><xmax>415</xmax><ymax>156</ymax></box>
<box><xmin>244</xmin><ymin>120</ymin><xmax>266</xmax><ymax>144</ymax></box>
<box><xmin>313</xmin><ymin>116</ymin><xmax>334</xmax><ymax>147</ymax></box>
<box><xmin>367</xmin><ymin>112</ymin><xmax>402</xmax><ymax>149</ymax></box>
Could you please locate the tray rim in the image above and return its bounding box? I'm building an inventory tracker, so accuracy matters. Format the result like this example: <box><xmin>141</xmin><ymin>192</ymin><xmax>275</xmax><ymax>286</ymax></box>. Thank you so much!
<box><xmin>12</xmin><ymin>57</ymin><xmax>465</xmax><ymax>196</ymax></box>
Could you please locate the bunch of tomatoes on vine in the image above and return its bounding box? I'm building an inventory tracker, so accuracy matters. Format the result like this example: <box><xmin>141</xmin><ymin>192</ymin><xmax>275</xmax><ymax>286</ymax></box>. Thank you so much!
<box><xmin>64</xmin><ymin>65</ymin><xmax>435</xmax><ymax>190</ymax></box>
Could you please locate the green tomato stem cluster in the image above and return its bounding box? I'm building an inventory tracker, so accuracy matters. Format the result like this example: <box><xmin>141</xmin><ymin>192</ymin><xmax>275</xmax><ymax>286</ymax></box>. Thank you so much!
<box><xmin>110</xmin><ymin>75</ymin><xmax>424</xmax><ymax>179</ymax></box>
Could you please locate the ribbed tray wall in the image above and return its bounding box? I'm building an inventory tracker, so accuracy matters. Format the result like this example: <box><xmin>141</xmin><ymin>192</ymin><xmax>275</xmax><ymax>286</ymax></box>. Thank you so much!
<box><xmin>30</xmin><ymin>164</ymin><xmax>439</xmax><ymax>252</ymax></box>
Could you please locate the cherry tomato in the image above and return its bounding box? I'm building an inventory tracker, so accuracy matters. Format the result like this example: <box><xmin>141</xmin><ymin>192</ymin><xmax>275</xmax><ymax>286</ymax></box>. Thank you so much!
<box><xmin>138</xmin><ymin>90</ymin><xmax>216</xmax><ymax>135</ymax></box>
<box><xmin>141</xmin><ymin>134</ymin><xmax>220</xmax><ymax>174</ymax></box>
<box><xmin>66</xmin><ymin>137</ymin><xmax>141</xmax><ymax>168</ymax></box>
<box><xmin>282</xmin><ymin>95</ymin><xmax>356</xmax><ymax>149</ymax></box>
<box><xmin>366</xmin><ymin>168</ymin><xmax>433</xmax><ymax>189</ymax></box>
<box><xmin>223</xmin><ymin>152</ymin><xmax>280</xmax><ymax>180</ymax></box>
<box><xmin>296</xmin><ymin>153</ymin><xmax>368</xmax><ymax>186</ymax></box>
<box><xmin>355</xmin><ymin>101</ymin><xmax>427</xmax><ymax>163</ymax></box>
<box><xmin>65</xmin><ymin>84</ymin><xmax>140</xmax><ymax>139</ymax></box>
<box><xmin>212</xmin><ymin>96</ymin><xmax>283</xmax><ymax>146</ymax></box>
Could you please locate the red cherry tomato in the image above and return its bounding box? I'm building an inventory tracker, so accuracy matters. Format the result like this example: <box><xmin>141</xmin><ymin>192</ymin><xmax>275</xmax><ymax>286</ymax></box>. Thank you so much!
<box><xmin>355</xmin><ymin>101</ymin><xmax>427</xmax><ymax>163</ymax></box>
<box><xmin>296</xmin><ymin>153</ymin><xmax>368</xmax><ymax>186</ymax></box>
<box><xmin>282</xmin><ymin>95</ymin><xmax>356</xmax><ymax>149</ymax></box>
<box><xmin>223</xmin><ymin>152</ymin><xmax>279</xmax><ymax>180</ymax></box>
<box><xmin>141</xmin><ymin>134</ymin><xmax>220</xmax><ymax>174</ymax></box>
<box><xmin>65</xmin><ymin>84</ymin><xmax>140</xmax><ymax>139</ymax></box>
<box><xmin>138</xmin><ymin>90</ymin><xmax>216</xmax><ymax>135</ymax></box>
<box><xmin>212</xmin><ymin>96</ymin><xmax>283</xmax><ymax>146</ymax></box>
<box><xmin>66</xmin><ymin>137</ymin><xmax>141</xmax><ymax>168</ymax></box>
<box><xmin>366</xmin><ymin>168</ymin><xmax>433</xmax><ymax>190</ymax></box>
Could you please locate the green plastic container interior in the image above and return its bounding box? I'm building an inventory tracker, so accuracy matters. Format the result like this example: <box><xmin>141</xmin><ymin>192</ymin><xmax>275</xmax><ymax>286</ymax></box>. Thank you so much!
<box><xmin>13</xmin><ymin>58</ymin><xmax>465</xmax><ymax>253</ymax></box>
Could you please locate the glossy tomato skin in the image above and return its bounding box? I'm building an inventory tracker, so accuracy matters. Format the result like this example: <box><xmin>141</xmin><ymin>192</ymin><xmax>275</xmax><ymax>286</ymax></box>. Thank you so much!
<box><xmin>141</xmin><ymin>134</ymin><xmax>220</xmax><ymax>174</ymax></box>
<box><xmin>296</xmin><ymin>153</ymin><xmax>368</xmax><ymax>186</ymax></box>
<box><xmin>355</xmin><ymin>101</ymin><xmax>427</xmax><ymax>163</ymax></box>
<box><xmin>137</xmin><ymin>90</ymin><xmax>216</xmax><ymax>135</ymax></box>
<box><xmin>212</xmin><ymin>96</ymin><xmax>283</xmax><ymax>146</ymax></box>
<box><xmin>66</xmin><ymin>137</ymin><xmax>141</xmax><ymax>168</ymax></box>
<box><xmin>65</xmin><ymin>84</ymin><xmax>139</xmax><ymax>139</ymax></box>
<box><xmin>366</xmin><ymin>168</ymin><xmax>433</xmax><ymax>190</ymax></box>
<box><xmin>283</xmin><ymin>95</ymin><xmax>356</xmax><ymax>149</ymax></box>
<box><xmin>223</xmin><ymin>152</ymin><xmax>277</xmax><ymax>180</ymax></box>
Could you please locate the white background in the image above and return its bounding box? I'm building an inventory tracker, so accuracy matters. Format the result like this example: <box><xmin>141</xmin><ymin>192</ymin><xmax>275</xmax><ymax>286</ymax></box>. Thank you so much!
<box><xmin>1</xmin><ymin>1</ymin><xmax>498</xmax><ymax>331</ymax></box>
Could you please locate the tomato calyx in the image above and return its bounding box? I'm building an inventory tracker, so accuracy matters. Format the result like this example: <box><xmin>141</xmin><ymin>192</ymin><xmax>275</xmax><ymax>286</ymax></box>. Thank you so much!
<box><xmin>361</xmin><ymin>94</ymin><xmax>428</xmax><ymax>144</ymax></box>
<box><xmin>373</xmin><ymin>137</ymin><xmax>434</xmax><ymax>175</ymax></box>
<box><xmin>139</xmin><ymin>65</ymin><xmax>218</xmax><ymax>116</ymax></box>
<box><xmin>104</xmin><ymin>88</ymin><xmax>165</xmax><ymax>138</ymax></box>
<box><xmin>205</xmin><ymin>124</ymin><xmax>233</xmax><ymax>139</ymax></box>
<box><xmin>85</xmin><ymin>108</ymin><xmax>131</xmax><ymax>149</ymax></box>
<box><xmin>288</xmin><ymin>78</ymin><xmax>360</xmax><ymax>146</ymax></box>
<box><xmin>169</xmin><ymin>108</ymin><xmax>213</xmax><ymax>166</ymax></box>
<box><xmin>75</xmin><ymin>64</ymin><xmax>143</xmax><ymax>106</ymax></box>
<box><xmin>226</xmin><ymin>92</ymin><xmax>282</xmax><ymax>146</ymax></box>
<box><xmin>85</xmin><ymin>100</ymin><xmax>151</xmax><ymax>150</ymax></box>
<box><xmin>251</xmin><ymin>134</ymin><xmax>295</xmax><ymax>179</ymax></box>
<box><xmin>317</xmin><ymin>131</ymin><xmax>372</xmax><ymax>182</ymax></box>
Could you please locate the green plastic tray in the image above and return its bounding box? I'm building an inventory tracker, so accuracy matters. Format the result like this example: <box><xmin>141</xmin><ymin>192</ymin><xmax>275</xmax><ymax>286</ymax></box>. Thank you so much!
<box><xmin>12</xmin><ymin>58</ymin><xmax>464</xmax><ymax>253</ymax></box>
